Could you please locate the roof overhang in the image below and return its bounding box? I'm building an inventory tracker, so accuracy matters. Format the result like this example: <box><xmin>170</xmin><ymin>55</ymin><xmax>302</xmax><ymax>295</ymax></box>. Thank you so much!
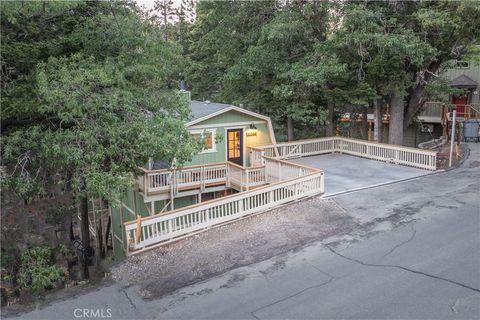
<box><xmin>185</xmin><ymin>105</ymin><xmax>272</xmax><ymax>127</ymax></box>
<box><xmin>449</xmin><ymin>75</ymin><xmax>478</xmax><ymax>89</ymax></box>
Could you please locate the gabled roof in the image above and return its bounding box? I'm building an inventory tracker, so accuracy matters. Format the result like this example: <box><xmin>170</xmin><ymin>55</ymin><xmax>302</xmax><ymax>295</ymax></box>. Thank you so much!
<box><xmin>189</xmin><ymin>100</ymin><xmax>232</xmax><ymax>121</ymax></box>
<box><xmin>449</xmin><ymin>75</ymin><xmax>478</xmax><ymax>88</ymax></box>
<box><xmin>186</xmin><ymin>100</ymin><xmax>271</xmax><ymax>127</ymax></box>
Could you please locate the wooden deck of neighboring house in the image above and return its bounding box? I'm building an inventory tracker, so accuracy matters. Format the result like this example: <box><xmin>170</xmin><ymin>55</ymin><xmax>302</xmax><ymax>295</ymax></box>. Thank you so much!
<box><xmin>339</xmin><ymin>102</ymin><xmax>480</xmax><ymax>143</ymax></box>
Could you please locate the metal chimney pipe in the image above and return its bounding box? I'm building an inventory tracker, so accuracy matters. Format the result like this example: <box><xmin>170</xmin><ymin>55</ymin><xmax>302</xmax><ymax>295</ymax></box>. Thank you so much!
<box><xmin>179</xmin><ymin>80</ymin><xmax>187</xmax><ymax>91</ymax></box>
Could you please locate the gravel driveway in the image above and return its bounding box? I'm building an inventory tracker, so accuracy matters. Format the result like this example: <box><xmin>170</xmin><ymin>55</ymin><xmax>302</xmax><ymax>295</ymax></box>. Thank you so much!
<box><xmin>112</xmin><ymin>197</ymin><xmax>359</xmax><ymax>299</ymax></box>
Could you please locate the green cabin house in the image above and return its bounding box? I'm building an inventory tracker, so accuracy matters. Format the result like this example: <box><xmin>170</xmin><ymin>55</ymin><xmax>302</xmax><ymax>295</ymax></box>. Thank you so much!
<box><xmin>111</xmin><ymin>98</ymin><xmax>277</xmax><ymax>258</ymax></box>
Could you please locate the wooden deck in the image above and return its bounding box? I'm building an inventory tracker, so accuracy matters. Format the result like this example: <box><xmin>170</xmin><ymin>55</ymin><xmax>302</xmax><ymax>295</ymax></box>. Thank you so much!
<box><xmin>123</xmin><ymin>137</ymin><xmax>438</xmax><ymax>256</ymax></box>
<box><xmin>251</xmin><ymin>136</ymin><xmax>438</xmax><ymax>170</ymax></box>
<box><xmin>137</xmin><ymin>161</ymin><xmax>271</xmax><ymax>200</ymax></box>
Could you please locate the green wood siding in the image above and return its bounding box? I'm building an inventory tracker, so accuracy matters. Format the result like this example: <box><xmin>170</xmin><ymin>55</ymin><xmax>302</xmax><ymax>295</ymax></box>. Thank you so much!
<box><xmin>173</xmin><ymin>195</ymin><xmax>197</xmax><ymax>209</ymax></box>
<box><xmin>195</xmin><ymin>109</ymin><xmax>262</xmax><ymax>125</ymax></box>
<box><xmin>186</xmin><ymin>110</ymin><xmax>274</xmax><ymax>166</ymax></box>
<box><xmin>187</xmin><ymin>127</ymin><xmax>225</xmax><ymax>165</ymax></box>
<box><xmin>112</xmin><ymin>191</ymin><xmax>198</xmax><ymax>260</ymax></box>
<box><xmin>113</xmin><ymin>109</ymin><xmax>274</xmax><ymax>260</ymax></box>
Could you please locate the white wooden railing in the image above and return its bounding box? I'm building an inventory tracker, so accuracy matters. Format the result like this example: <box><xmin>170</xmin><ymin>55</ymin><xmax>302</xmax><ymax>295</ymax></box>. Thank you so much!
<box><xmin>128</xmin><ymin>136</ymin><xmax>435</xmax><ymax>254</ymax></box>
<box><xmin>252</xmin><ymin>137</ymin><xmax>437</xmax><ymax>171</ymax></box>
<box><xmin>125</xmin><ymin>166</ymin><xmax>324</xmax><ymax>254</ymax></box>
<box><xmin>227</xmin><ymin>162</ymin><xmax>267</xmax><ymax>191</ymax></box>
<box><xmin>138</xmin><ymin>163</ymin><xmax>228</xmax><ymax>196</ymax></box>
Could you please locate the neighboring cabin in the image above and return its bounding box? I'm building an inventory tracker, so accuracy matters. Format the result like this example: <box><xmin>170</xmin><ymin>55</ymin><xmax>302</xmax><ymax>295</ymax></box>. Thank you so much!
<box><xmin>399</xmin><ymin>59</ymin><xmax>480</xmax><ymax>146</ymax></box>
<box><xmin>111</xmin><ymin>99</ymin><xmax>277</xmax><ymax>258</ymax></box>
<box><xmin>341</xmin><ymin>57</ymin><xmax>480</xmax><ymax>147</ymax></box>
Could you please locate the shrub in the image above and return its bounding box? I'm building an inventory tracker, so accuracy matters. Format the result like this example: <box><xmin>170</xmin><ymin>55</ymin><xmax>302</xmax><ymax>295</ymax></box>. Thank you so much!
<box><xmin>17</xmin><ymin>247</ymin><xmax>65</xmax><ymax>295</ymax></box>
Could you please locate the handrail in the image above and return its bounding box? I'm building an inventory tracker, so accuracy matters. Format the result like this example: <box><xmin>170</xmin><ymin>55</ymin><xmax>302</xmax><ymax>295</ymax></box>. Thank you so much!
<box><xmin>125</xmin><ymin>169</ymin><xmax>322</xmax><ymax>227</ymax></box>
<box><xmin>127</xmin><ymin>136</ymin><xmax>437</xmax><ymax>254</ymax></box>
<box><xmin>139</xmin><ymin>163</ymin><xmax>229</xmax><ymax>196</ymax></box>
<box><xmin>253</xmin><ymin>137</ymin><xmax>437</xmax><ymax>171</ymax></box>
<box><xmin>469</xmin><ymin>104</ymin><xmax>480</xmax><ymax>115</ymax></box>
<box><xmin>125</xmin><ymin>153</ymin><xmax>325</xmax><ymax>254</ymax></box>
<box><xmin>124</xmin><ymin>170</ymin><xmax>324</xmax><ymax>254</ymax></box>
<box><xmin>257</xmin><ymin>137</ymin><xmax>436</xmax><ymax>155</ymax></box>
<box><xmin>139</xmin><ymin>161</ymin><xmax>227</xmax><ymax>174</ymax></box>
<box><xmin>422</xmin><ymin>101</ymin><xmax>480</xmax><ymax>120</ymax></box>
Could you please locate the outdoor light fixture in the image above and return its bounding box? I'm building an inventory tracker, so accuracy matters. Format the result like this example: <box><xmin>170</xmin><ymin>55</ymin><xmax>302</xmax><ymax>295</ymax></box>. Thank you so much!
<box><xmin>246</xmin><ymin>123</ymin><xmax>258</xmax><ymax>136</ymax></box>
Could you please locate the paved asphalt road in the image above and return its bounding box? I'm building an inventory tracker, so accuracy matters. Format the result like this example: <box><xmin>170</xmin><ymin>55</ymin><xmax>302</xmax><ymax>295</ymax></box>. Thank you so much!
<box><xmin>9</xmin><ymin>144</ymin><xmax>480</xmax><ymax>320</ymax></box>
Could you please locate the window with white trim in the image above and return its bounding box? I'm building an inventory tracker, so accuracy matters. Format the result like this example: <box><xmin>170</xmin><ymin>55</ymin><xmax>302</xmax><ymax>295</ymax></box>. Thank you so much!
<box><xmin>191</xmin><ymin>129</ymin><xmax>216</xmax><ymax>153</ymax></box>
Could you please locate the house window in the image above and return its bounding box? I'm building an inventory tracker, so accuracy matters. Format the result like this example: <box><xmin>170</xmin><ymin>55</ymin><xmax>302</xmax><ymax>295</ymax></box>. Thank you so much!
<box><xmin>191</xmin><ymin>129</ymin><xmax>216</xmax><ymax>153</ymax></box>
<box><xmin>455</xmin><ymin>60</ymin><xmax>469</xmax><ymax>69</ymax></box>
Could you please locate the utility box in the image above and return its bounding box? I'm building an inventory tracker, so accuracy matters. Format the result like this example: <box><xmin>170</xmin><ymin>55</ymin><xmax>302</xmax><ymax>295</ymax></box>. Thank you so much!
<box><xmin>464</xmin><ymin>120</ymin><xmax>480</xmax><ymax>142</ymax></box>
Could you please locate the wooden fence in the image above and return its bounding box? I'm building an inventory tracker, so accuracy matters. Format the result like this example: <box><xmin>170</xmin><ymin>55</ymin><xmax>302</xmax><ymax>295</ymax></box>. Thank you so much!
<box><xmin>252</xmin><ymin>137</ymin><xmax>437</xmax><ymax>171</ymax></box>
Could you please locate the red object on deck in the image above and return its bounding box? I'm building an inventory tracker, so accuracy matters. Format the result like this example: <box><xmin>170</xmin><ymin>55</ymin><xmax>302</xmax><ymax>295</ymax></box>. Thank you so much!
<box><xmin>451</xmin><ymin>95</ymin><xmax>468</xmax><ymax>117</ymax></box>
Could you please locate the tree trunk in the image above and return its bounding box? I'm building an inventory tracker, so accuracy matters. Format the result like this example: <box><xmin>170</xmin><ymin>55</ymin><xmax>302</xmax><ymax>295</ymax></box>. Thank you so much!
<box><xmin>105</xmin><ymin>216</ymin><xmax>111</xmax><ymax>250</ymax></box>
<box><xmin>97</xmin><ymin>218</ymin><xmax>105</xmax><ymax>260</ymax></box>
<box><xmin>374</xmin><ymin>99</ymin><xmax>383</xmax><ymax>142</ymax></box>
<box><xmin>287</xmin><ymin>115</ymin><xmax>294</xmax><ymax>141</ymax></box>
<box><xmin>389</xmin><ymin>92</ymin><xmax>405</xmax><ymax>145</ymax></box>
<box><xmin>163</xmin><ymin>0</ymin><xmax>168</xmax><ymax>41</ymax></box>
<box><xmin>61</xmin><ymin>211</ymin><xmax>72</xmax><ymax>244</ymax></box>
<box><xmin>403</xmin><ymin>83</ymin><xmax>425</xmax><ymax>131</ymax></box>
<box><xmin>79</xmin><ymin>196</ymin><xmax>90</xmax><ymax>279</ymax></box>
<box><xmin>326</xmin><ymin>100</ymin><xmax>334</xmax><ymax>137</ymax></box>
<box><xmin>361</xmin><ymin>106</ymin><xmax>368</xmax><ymax>140</ymax></box>
<box><xmin>403</xmin><ymin>61</ymin><xmax>442</xmax><ymax>130</ymax></box>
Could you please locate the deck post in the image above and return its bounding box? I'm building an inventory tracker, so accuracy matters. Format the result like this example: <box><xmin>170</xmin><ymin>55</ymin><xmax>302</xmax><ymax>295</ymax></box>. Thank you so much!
<box><xmin>240</xmin><ymin>170</ymin><xmax>244</xmax><ymax>191</ymax></box>
<box><xmin>278</xmin><ymin>162</ymin><xmax>282</xmax><ymax>181</ymax></box>
<box><xmin>170</xmin><ymin>172</ymin><xmax>175</xmax><ymax>211</ymax></box>
<box><xmin>200</xmin><ymin>166</ymin><xmax>205</xmax><ymax>191</ymax></box>
<box><xmin>135</xmin><ymin>215</ymin><xmax>142</xmax><ymax>244</ymax></box>
<box><xmin>226</xmin><ymin>165</ymin><xmax>231</xmax><ymax>187</ymax></box>
<box><xmin>144</xmin><ymin>175</ymin><xmax>149</xmax><ymax>196</ymax></box>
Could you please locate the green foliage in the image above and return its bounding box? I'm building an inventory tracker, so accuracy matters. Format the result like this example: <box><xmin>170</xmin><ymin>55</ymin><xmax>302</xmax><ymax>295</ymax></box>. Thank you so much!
<box><xmin>185</xmin><ymin>0</ymin><xmax>480</xmax><ymax>141</ymax></box>
<box><xmin>57</xmin><ymin>244</ymin><xmax>71</xmax><ymax>257</ymax></box>
<box><xmin>17</xmin><ymin>247</ymin><xmax>65</xmax><ymax>295</ymax></box>
<box><xmin>45</xmin><ymin>205</ymin><xmax>73</xmax><ymax>226</ymax></box>
<box><xmin>186</xmin><ymin>1</ymin><xmax>335</xmax><ymax>138</ymax></box>
<box><xmin>1</xmin><ymin>1</ymin><xmax>200</xmax><ymax>203</ymax></box>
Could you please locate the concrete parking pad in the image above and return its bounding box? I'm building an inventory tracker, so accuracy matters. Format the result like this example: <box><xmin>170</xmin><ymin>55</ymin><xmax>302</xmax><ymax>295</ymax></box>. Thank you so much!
<box><xmin>291</xmin><ymin>153</ymin><xmax>432</xmax><ymax>196</ymax></box>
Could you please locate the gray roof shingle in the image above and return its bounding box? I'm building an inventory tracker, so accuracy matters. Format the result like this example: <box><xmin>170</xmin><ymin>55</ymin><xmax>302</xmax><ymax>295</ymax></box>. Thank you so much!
<box><xmin>449</xmin><ymin>75</ymin><xmax>478</xmax><ymax>88</ymax></box>
<box><xmin>189</xmin><ymin>100</ymin><xmax>233</xmax><ymax>122</ymax></box>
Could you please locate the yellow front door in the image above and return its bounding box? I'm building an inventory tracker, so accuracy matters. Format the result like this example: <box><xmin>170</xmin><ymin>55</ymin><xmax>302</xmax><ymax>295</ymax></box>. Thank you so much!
<box><xmin>227</xmin><ymin>129</ymin><xmax>243</xmax><ymax>166</ymax></box>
